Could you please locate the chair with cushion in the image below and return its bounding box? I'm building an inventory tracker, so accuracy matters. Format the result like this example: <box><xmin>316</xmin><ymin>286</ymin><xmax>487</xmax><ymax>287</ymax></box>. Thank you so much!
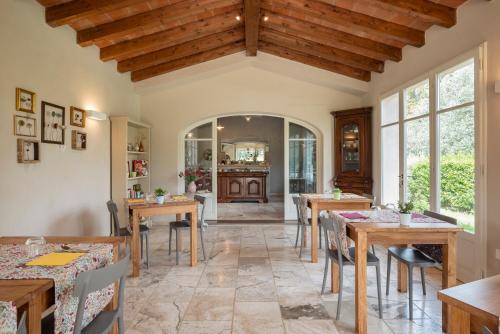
<box><xmin>320</xmin><ymin>217</ymin><xmax>383</xmax><ymax>320</ymax></box>
<box><xmin>42</xmin><ymin>249</ymin><xmax>130</xmax><ymax>334</ymax></box>
<box><xmin>168</xmin><ymin>195</ymin><xmax>207</xmax><ymax>265</ymax></box>
<box><xmin>292</xmin><ymin>195</ymin><xmax>322</xmax><ymax>259</ymax></box>
<box><xmin>107</xmin><ymin>200</ymin><xmax>150</xmax><ymax>269</ymax></box>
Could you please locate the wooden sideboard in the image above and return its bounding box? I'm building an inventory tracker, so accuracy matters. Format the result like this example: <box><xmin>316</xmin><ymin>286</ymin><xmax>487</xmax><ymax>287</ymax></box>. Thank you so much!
<box><xmin>217</xmin><ymin>171</ymin><xmax>268</xmax><ymax>203</ymax></box>
<box><xmin>331</xmin><ymin>107</ymin><xmax>373</xmax><ymax>195</ymax></box>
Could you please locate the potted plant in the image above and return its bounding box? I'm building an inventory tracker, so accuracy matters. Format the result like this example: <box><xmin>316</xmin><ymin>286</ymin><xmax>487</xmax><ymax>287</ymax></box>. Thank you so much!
<box><xmin>154</xmin><ymin>187</ymin><xmax>166</xmax><ymax>204</ymax></box>
<box><xmin>398</xmin><ymin>201</ymin><xmax>414</xmax><ymax>226</ymax></box>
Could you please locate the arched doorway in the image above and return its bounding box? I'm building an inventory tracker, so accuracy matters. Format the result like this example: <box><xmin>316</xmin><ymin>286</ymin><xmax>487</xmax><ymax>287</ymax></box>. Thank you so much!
<box><xmin>180</xmin><ymin>114</ymin><xmax>322</xmax><ymax>220</ymax></box>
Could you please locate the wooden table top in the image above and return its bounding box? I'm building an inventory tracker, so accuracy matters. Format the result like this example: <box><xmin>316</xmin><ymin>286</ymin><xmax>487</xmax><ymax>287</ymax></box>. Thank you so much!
<box><xmin>438</xmin><ymin>274</ymin><xmax>500</xmax><ymax>320</ymax></box>
<box><xmin>0</xmin><ymin>279</ymin><xmax>54</xmax><ymax>306</ymax></box>
<box><xmin>346</xmin><ymin>222</ymin><xmax>463</xmax><ymax>232</ymax></box>
<box><xmin>127</xmin><ymin>199</ymin><xmax>197</xmax><ymax>209</ymax></box>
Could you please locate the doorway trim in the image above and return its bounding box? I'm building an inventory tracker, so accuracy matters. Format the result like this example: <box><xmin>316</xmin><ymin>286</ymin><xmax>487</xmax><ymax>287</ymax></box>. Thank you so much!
<box><xmin>178</xmin><ymin>112</ymin><xmax>323</xmax><ymax>220</ymax></box>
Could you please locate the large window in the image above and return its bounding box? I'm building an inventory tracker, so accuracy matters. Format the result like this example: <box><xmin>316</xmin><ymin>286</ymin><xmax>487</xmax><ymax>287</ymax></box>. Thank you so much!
<box><xmin>289</xmin><ymin>123</ymin><xmax>317</xmax><ymax>193</ymax></box>
<box><xmin>380</xmin><ymin>57</ymin><xmax>479</xmax><ymax>233</ymax></box>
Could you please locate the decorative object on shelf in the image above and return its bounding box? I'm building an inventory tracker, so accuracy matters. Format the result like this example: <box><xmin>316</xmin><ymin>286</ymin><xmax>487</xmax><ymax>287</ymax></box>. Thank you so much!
<box><xmin>70</xmin><ymin>106</ymin><xmax>86</xmax><ymax>128</ymax></box>
<box><xmin>127</xmin><ymin>143</ymin><xmax>134</xmax><ymax>151</ymax></box>
<box><xmin>41</xmin><ymin>101</ymin><xmax>65</xmax><ymax>145</ymax></box>
<box><xmin>132</xmin><ymin>160</ymin><xmax>148</xmax><ymax>177</ymax></box>
<box><xmin>13</xmin><ymin>115</ymin><xmax>36</xmax><ymax>137</ymax></box>
<box><xmin>129</xmin><ymin>171</ymin><xmax>137</xmax><ymax>178</ymax></box>
<box><xmin>398</xmin><ymin>201</ymin><xmax>414</xmax><ymax>226</ymax></box>
<box><xmin>15</xmin><ymin>88</ymin><xmax>36</xmax><ymax>113</ymax></box>
<box><xmin>71</xmin><ymin>130</ymin><xmax>87</xmax><ymax>150</ymax></box>
<box><xmin>154</xmin><ymin>188</ymin><xmax>166</xmax><ymax>204</ymax></box>
<box><xmin>17</xmin><ymin>138</ymin><xmax>40</xmax><ymax>163</ymax></box>
<box><xmin>139</xmin><ymin>141</ymin><xmax>144</xmax><ymax>152</ymax></box>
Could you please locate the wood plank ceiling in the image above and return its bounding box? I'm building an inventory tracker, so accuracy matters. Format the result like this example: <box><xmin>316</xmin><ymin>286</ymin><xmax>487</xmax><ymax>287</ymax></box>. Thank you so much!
<box><xmin>37</xmin><ymin>0</ymin><xmax>469</xmax><ymax>82</ymax></box>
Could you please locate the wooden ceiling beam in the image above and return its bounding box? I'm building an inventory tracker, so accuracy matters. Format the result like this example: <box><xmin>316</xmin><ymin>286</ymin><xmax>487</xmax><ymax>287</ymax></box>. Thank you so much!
<box><xmin>100</xmin><ymin>7</ymin><xmax>242</xmax><ymax>62</ymax></box>
<box><xmin>261</xmin><ymin>11</ymin><xmax>402</xmax><ymax>62</ymax></box>
<box><xmin>244</xmin><ymin>0</ymin><xmax>261</xmax><ymax>56</ymax></box>
<box><xmin>131</xmin><ymin>41</ymin><xmax>245</xmax><ymax>82</ymax></box>
<box><xmin>259</xmin><ymin>41</ymin><xmax>371</xmax><ymax>81</ymax></box>
<box><xmin>45</xmin><ymin>0</ymin><xmax>147</xmax><ymax>27</ymax></box>
<box><xmin>367</xmin><ymin>0</ymin><xmax>457</xmax><ymax>28</ymax></box>
<box><xmin>77</xmin><ymin>0</ymin><xmax>240</xmax><ymax>47</ymax></box>
<box><xmin>259</xmin><ymin>28</ymin><xmax>384</xmax><ymax>73</ymax></box>
<box><xmin>118</xmin><ymin>28</ymin><xmax>244</xmax><ymax>73</ymax></box>
<box><xmin>261</xmin><ymin>0</ymin><xmax>424</xmax><ymax>47</ymax></box>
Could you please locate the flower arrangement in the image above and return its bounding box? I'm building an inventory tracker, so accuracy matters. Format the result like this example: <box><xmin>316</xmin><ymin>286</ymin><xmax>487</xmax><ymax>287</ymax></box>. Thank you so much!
<box><xmin>179</xmin><ymin>168</ymin><xmax>203</xmax><ymax>183</ymax></box>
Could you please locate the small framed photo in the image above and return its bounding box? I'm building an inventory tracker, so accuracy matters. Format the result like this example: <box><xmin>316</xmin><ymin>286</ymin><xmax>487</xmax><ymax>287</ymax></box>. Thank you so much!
<box><xmin>70</xmin><ymin>106</ymin><xmax>86</xmax><ymax>128</ymax></box>
<box><xmin>16</xmin><ymin>88</ymin><xmax>36</xmax><ymax>113</ymax></box>
<box><xmin>42</xmin><ymin>101</ymin><xmax>65</xmax><ymax>145</ymax></box>
<box><xmin>17</xmin><ymin>138</ymin><xmax>40</xmax><ymax>163</ymax></box>
<box><xmin>13</xmin><ymin>115</ymin><xmax>37</xmax><ymax>137</ymax></box>
<box><xmin>71</xmin><ymin>130</ymin><xmax>87</xmax><ymax>150</ymax></box>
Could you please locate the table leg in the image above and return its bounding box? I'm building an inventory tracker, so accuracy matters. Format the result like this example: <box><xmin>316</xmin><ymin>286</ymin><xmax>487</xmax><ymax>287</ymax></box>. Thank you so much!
<box><xmin>190</xmin><ymin>206</ymin><xmax>198</xmax><ymax>266</ymax></box>
<box><xmin>131</xmin><ymin>210</ymin><xmax>140</xmax><ymax>277</ymax></box>
<box><xmin>27</xmin><ymin>296</ymin><xmax>42</xmax><ymax>334</ymax></box>
<box><xmin>442</xmin><ymin>233</ymin><xmax>457</xmax><ymax>333</ymax></box>
<box><xmin>397</xmin><ymin>244</ymin><xmax>409</xmax><ymax>293</ymax></box>
<box><xmin>449</xmin><ymin>305</ymin><xmax>470</xmax><ymax>334</ymax></box>
<box><xmin>310</xmin><ymin>202</ymin><xmax>318</xmax><ymax>263</ymax></box>
<box><xmin>355</xmin><ymin>231</ymin><xmax>368</xmax><ymax>334</ymax></box>
<box><xmin>331</xmin><ymin>259</ymin><xmax>340</xmax><ymax>293</ymax></box>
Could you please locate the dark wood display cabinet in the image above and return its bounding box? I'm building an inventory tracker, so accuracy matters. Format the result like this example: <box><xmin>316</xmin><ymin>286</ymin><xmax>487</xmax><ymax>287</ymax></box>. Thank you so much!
<box><xmin>218</xmin><ymin>171</ymin><xmax>268</xmax><ymax>203</ymax></box>
<box><xmin>331</xmin><ymin>107</ymin><xmax>373</xmax><ymax>195</ymax></box>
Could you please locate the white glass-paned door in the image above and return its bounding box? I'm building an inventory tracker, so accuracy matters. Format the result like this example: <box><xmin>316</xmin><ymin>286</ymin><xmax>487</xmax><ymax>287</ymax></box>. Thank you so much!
<box><xmin>380</xmin><ymin>93</ymin><xmax>400</xmax><ymax>206</ymax></box>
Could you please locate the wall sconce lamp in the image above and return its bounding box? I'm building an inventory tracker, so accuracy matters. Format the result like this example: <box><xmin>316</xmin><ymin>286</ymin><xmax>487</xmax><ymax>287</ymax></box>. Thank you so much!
<box><xmin>495</xmin><ymin>81</ymin><xmax>500</xmax><ymax>94</ymax></box>
<box><xmin>86</xmin><ymin>109</ymin><xmax>107</xmax><ymax>121</ymax></box>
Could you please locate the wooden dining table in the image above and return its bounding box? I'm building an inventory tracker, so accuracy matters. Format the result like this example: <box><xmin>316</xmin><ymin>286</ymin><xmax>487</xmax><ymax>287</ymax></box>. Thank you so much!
<box><xmin>0</xmin><ymin>236</ymin><xmax>124</xmax><ymax>334</ymax></box>
<box><xmin>127</xmin><ymin>199</ymin><xmax>198</xmax><ymax>277</ymax></box>
<box><xmin>329</xmin><ymin>210</ymin><xmax>463</xmax><ymax>334</ymax></box>
<box><xmin>304</xmin><ymin>193</ymin><xmax>372</xmax><ymax>263</ymax></box>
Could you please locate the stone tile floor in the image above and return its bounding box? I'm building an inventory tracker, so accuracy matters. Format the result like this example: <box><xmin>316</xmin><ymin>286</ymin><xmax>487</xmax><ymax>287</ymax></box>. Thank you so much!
<box><xmin>124</xmin><ymin>223</ymin><xmax>445</xmax><ymax>333</ymax></box>
<box><xmin>217</xmin><ymin>195</ymin><xmax>284</xmax><ymax>220</ymax></box>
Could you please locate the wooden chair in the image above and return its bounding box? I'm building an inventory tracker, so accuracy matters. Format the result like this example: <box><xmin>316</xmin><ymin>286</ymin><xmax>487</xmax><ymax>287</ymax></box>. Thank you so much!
<box><xmin>17</xmin><ymin>311</ymin><xmax>26</xmax><ymax>334</ymax></box>
<box><xmin>107</xmin><ymin>200</ymin><xmax>150</xmax><ymax>268</ymax></box>
<box><xmin>292</xmin><ymin>195</ymin><xmax>322</xmax><ymax>259</ymax></box>
<box><xmin>320</xmin><ymin>217</ymin><xmax>383</xmax><ymax>320</ymax></box>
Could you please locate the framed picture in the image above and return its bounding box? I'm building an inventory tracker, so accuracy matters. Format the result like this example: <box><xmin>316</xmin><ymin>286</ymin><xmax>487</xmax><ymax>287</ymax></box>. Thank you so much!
<box><xmin>41</xmin><ymin>101</ymin><xmax>65</xmax><ymax>144</ymax></box>
<box><xmin>71</xmin><ymin>130</ymin><xmax>87</xmax><ymax>150</ymax></box>
<box><xmin>70</xmin><ymin>106</ymin><xmax>86</xmax><ymax>128</ymax></box>
<box><xmin>13</xmin><ymin>115</ymin><xmax>37</xmax><ymax>137</ymax></box>
<box><xmin>16</xmin><ymin>88</ymin><xmax>36</xmax><ymax>113</ymax></box>
<box><xmin>17</xmin><ymin>138</ymin><xmax>40</xmax><ymax>163</ymax></box>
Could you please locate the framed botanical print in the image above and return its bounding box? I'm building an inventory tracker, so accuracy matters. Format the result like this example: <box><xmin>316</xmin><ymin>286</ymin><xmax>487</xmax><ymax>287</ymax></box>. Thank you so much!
<box><xmin>16</xmin><ymin>88</ymin><xmax>36</xmax><ymax>113</ymax></box>
<box><xmin>70</xmin><ymin>106</ymin><xmax>86</xmax><ymax>128</ymax></box>
<box><xmin>17</xmin><ymin>138</ymin><xmax>40</xmax><ymax>163</ymax></box>
<box><xmin>71</xmin><ymin>130</ymin><xmax>87</xmax><ymax>150</ymax></box>
<box><xmin>14</xmin><ymin>115</ymin><xmax>37</xmax><ymax>137</ymax></box>
<box><xmin>41</xmin><ymin>101</ymin><xmax>65</xmax><ymax>144</ymax></box>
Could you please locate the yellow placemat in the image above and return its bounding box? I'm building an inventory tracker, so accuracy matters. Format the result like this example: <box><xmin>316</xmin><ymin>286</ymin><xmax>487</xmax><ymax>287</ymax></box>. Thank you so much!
<box><xmin>26</xmin><ymin>252</ymin><xmax>86</xmax><ymax>266</ymax></box>
<box><xmin>172</xmin><ymin>195</ymin><xmax>189</xmax><ymax>201</ymax></box>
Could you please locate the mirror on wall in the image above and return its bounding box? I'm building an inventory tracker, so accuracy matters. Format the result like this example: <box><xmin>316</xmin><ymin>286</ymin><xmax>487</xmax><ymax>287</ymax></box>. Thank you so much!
<box><xmin>221</xmin><ymin>141</ymin><xmax>269</xmax><ymax>162</ymax></box>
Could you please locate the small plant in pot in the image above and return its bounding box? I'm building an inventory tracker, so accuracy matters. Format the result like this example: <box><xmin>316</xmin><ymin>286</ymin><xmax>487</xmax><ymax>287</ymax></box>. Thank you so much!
<box><xmin>154</xmin><ymin>188</ymin><xmax>167</xmax><ymax>204</ymax></box>
<box><xmin>398</xmin><ymin>201</ymin><xmax>414</xmax><ymax>226</ymax></box>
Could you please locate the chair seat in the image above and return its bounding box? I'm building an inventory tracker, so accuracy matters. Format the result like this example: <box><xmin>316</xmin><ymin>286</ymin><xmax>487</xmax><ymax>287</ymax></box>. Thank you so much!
<box><xmin>118</xmin><ymin>224</ymin><xmax>149</xmax><ymax>236</ymax></box>
<box><xmin>388</xmin><ymin>246</ymin><xmax>437</xmax><ymax>265</ymax></box>
<box><xmin>81</xmin><ymin>311</ymin><xmax>118</xmax><ymax>334</ymax></box>
<box><xmin>330</xmin><ymin>247</ymin><xmax>379</xmax><ymax>265</ymax></box>
<box><xmin>169</xmin><ymin>220</ymin><xmax>202</xmax><ymax>228</ymax></box>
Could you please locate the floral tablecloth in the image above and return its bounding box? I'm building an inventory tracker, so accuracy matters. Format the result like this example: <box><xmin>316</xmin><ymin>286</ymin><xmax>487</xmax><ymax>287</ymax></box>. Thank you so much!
<box><xmin>328</xmin><ymin>209</ymin><xmax>445</xmax><ymax>262</ymax></box>
<box><xmin>0</xmin><ymin>243</ymin><xmax>114</xmax><ymax>334</ymax></box>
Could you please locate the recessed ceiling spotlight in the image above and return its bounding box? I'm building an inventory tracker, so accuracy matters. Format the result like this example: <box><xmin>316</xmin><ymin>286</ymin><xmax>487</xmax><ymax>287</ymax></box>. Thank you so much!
<box><xmin>263</xmin><ymin>16</ymin><xmax>269</xmax><ymax>22</ymax></box>
<box><xmin>245</xmin><ymin>116</ymin><xmax>252</xmax><ymax>122</ymax></box>
<box><xmin>236</xmin><ymin>15</ymin><xmax>241</xmax><ymax>21</ymax></box>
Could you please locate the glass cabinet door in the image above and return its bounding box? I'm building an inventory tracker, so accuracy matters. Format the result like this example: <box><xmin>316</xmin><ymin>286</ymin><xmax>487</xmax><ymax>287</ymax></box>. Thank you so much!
<box><xmin>341</xmin><ymin>123</ymin><xmax>360</xmax><ymax>173</ymax></box>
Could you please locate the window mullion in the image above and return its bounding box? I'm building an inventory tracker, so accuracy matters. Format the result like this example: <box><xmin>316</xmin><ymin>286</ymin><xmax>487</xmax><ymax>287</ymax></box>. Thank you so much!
<box><xmin>429</xmin><ymin>74</ymin><xmax>439</xmax><ymax>212</ymax></box>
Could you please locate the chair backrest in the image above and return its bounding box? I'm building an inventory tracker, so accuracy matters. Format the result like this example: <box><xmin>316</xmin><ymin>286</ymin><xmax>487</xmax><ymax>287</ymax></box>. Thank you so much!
<box><xmin>106</xmin><ymin>200</ymin><xmax>121</xmax><ymax>236</ymax></box>
<box><xmin>194</xmin><ymin>194</ymin><xmax>207</xmax><ymax>225</ymax></box>
<box><xmin>292</xmin><ymin>195</ymin><xmax>302</xmax><ymax>223</ymax></box>
<box><xmin>16</xmin><ymin>311</ymin><xmax>26</xmax><ymax>334</ymax></box>
<box><xmin>321</xmin><ymin>217</ymin><xmax>352</xmax><ymax>265</ymax></box>
<box><xmin>72</xmin><ymin>249</ymin><xmax>130</xmax><ymax>334</ymax></box>
<box><xmin>423</xmin><ymin>210</ymin><xmax>457</xmax><ymax>225</ymax></box>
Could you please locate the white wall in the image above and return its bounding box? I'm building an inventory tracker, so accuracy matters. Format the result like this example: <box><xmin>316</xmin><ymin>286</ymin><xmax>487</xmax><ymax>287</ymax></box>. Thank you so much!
<box><xmin>139</xmin><ymin>54</ymin><xmax>366</xmax><ymax>218</ymax></box>
<box><xmin>0</xmin><ymin>0</ymin><xmax>140</xmax><ymax>236</ymax></box>
<box><xmin>364</xmin><ymin>0</ymin><xmax>500</xmax><ymax>275</ymax></box>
